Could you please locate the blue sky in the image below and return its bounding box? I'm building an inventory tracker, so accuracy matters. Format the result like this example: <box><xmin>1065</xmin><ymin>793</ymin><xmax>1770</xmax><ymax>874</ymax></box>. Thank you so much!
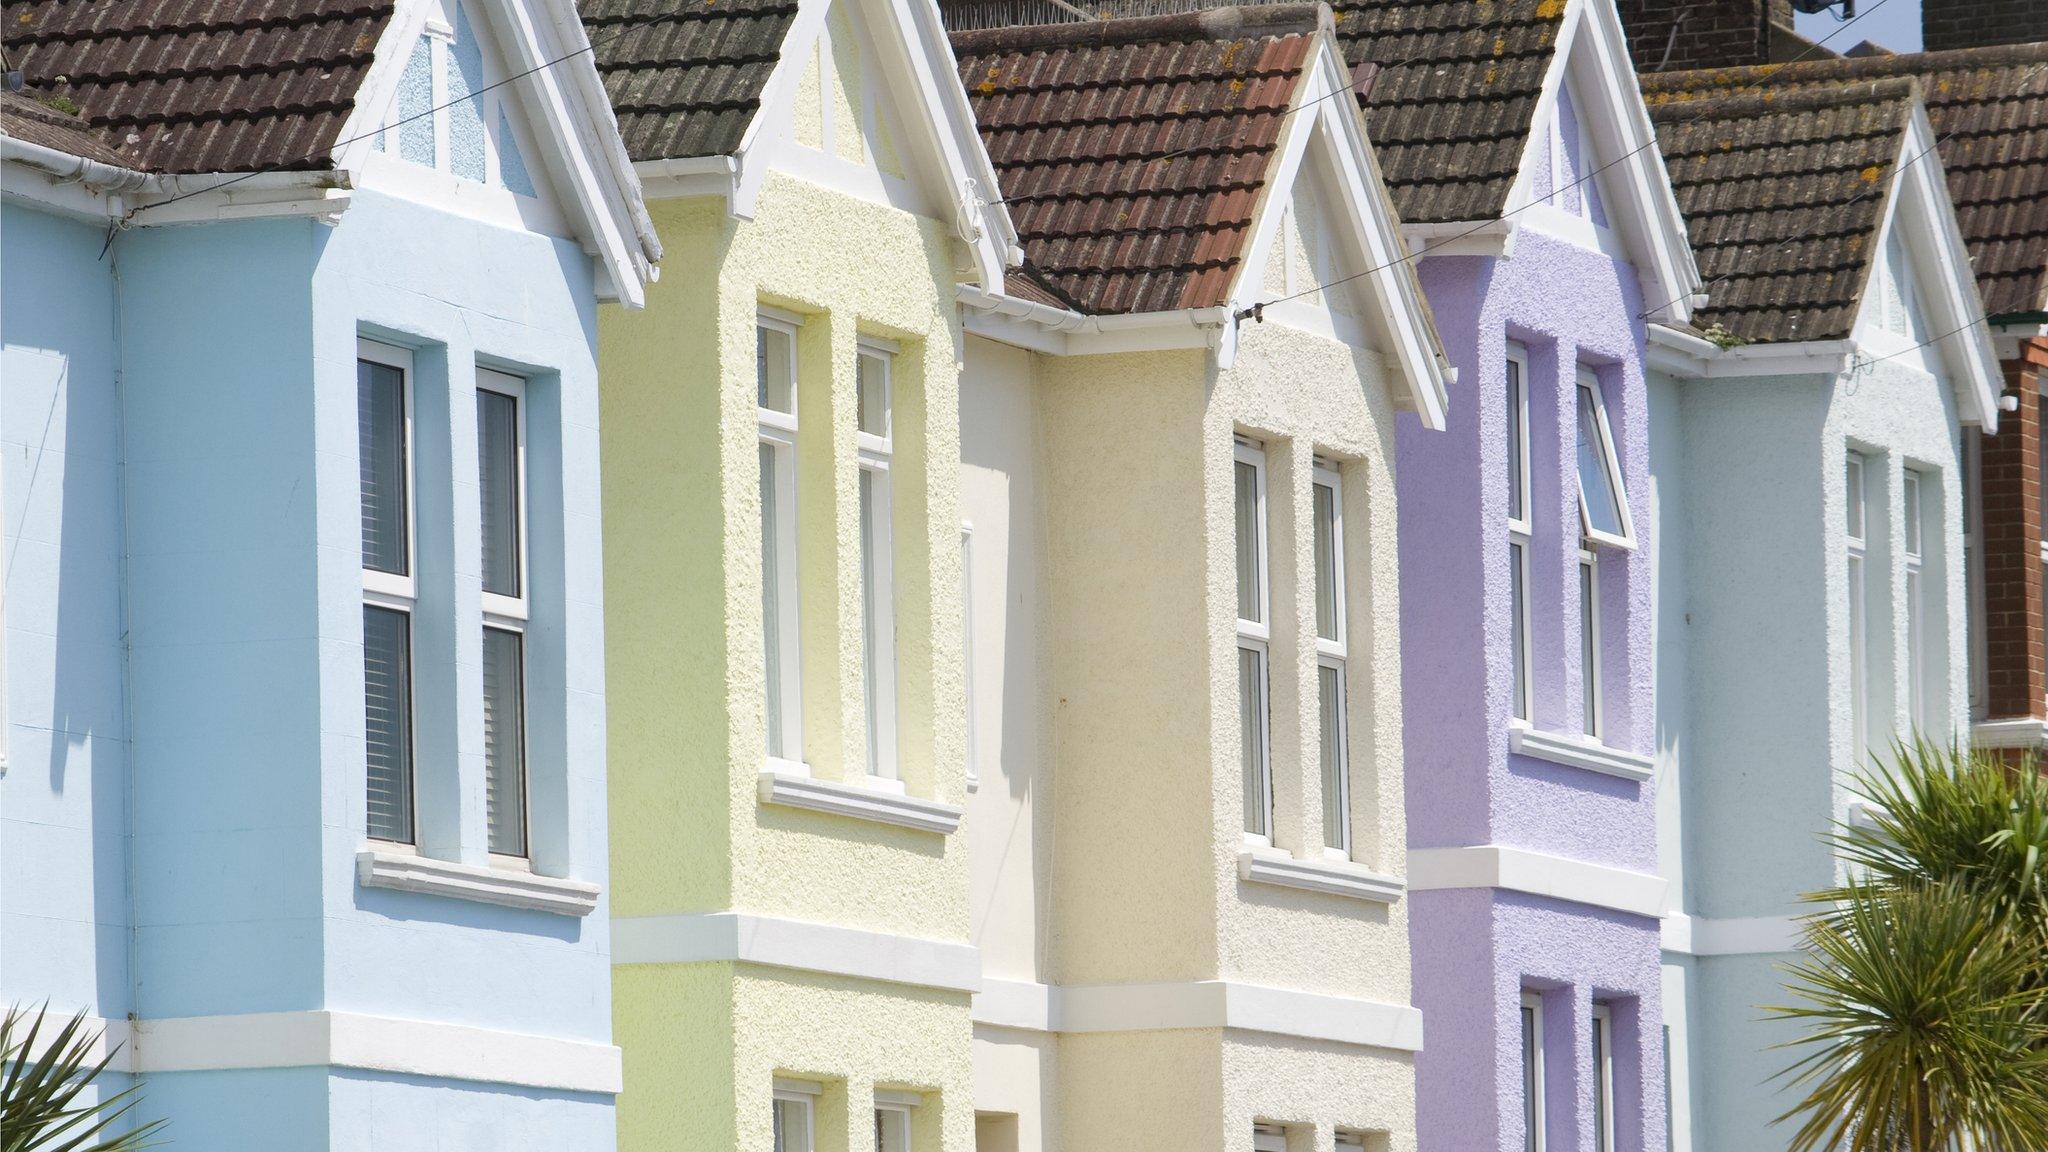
<box><xmin>1794</xmin><ymin>0</ymin><xmax>1923</xmax><ymax>54</ymax></box>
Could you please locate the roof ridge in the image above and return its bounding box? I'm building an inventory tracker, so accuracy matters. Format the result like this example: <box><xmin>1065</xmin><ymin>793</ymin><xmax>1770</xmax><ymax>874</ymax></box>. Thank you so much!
<box><xmin>950</xmin><ymin>3</ymin><xmax>1331</xmax><ymax>55</ymax></box>
<box><xmin>1643</xmin><ymin>39</ymin><xmax>2048</xmax><ymax>90</ymax></box>
<box><xmin>1646</xmin><ymin>76</ymin><xmax>1921</xmax><ymax>122</ymax></box>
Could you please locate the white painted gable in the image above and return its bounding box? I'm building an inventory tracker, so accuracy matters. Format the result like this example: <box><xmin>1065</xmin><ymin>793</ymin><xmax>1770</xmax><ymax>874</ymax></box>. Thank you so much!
<box><xmin>1857</xmin><ymin>206</ymin><xmax>1944</xmax><ymax>375</ymax></box>
<box><xmin>1259</xmin><ymin>147</ymin><xmax>1372</xmax><ymax>344</ymax></box>
<box><xmin>354</xmin><ymin>0</ymin><xmax>574</xmax><ymax>237</ymax></box>
<box><xmin>755</xmin><ymin>0</ymin><xmax>962</xmax><ymax>220</ymax></box>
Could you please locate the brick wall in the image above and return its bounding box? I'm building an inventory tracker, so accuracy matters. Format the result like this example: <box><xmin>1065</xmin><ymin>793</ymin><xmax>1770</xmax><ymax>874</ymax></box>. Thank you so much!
<box><xmin>1978</xmin><ymin>339</ymin><xmax>2048</xmax><ymax>721</ymax></box>
<box><xmin>1924</xmin><ymin>0</ymin><xmax>2048</xmax><ymax>53</ymax></box>
<box><xmin>1619</xmin><ymin>0</ymin><xmax>1772</xmax><ymax>73</ymax></box>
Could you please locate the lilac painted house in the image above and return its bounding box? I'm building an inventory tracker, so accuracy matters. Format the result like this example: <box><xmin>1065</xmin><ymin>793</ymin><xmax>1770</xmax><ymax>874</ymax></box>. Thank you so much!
<box><xmin>1363</xmin><ymin>2</ymin><xmax>1702</xmax><ymax>1150</ymax></box>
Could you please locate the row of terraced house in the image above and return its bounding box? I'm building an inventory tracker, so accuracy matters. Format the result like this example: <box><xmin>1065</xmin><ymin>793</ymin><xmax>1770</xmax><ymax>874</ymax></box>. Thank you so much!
<box><xmin>1</xmin><ymin>0</ymin><xmax>2044</xmax><ymax>1148</ymax></box>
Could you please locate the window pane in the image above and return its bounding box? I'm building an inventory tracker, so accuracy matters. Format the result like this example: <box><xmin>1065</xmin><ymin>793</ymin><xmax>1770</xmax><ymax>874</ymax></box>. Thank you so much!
<box><xmin>773</xmin><ymin>1098</ymin><xmax>811</xmax><ymax>1152</ymax></box>
<box><xmin>359</xmin><ymin>359</ymin><xmax>409</xmax><ymax>575</ymax></box>
<box><xmin>1235</xmin><ymin>459</ymin><xmax>1262</xmax><ymax>623</ymax></box>
<box><xmin>858</xmin><ymin>352</ymin><xmax>888</xmax><ymax>436</ymax></box>
<box><xmin>1506</xmin><ymin>358</ymin><xmax>1524</xmax><ymax>523</ymax></box>
<box><xmin>363</xmin><ymin>605</ymin><xmax>414</xmax><ymax>843</ymax></box>
<box><xmin>1314</xmin><ymin>480</ymin><xmax>1340</xmax><ymax>641</ymax></box>
<box><xmin>860</xmin><ymin>468</ymin><xmax>893</xmax><ymax>776</ymax></box>
<box><xmin>478</xmin><ymin>386</ymin><xmax>521</xmax><ymax>598</ymax></box>
<box><xmin>1593</xmin><ymin>1016</ymin><xmax>1610</xmax><ymax>1152</ymax></box>
<box><xmin>1903</xmin><ymin>471</ymin><xmax>1922</xmax><ymax>557</ymax></box>
<box><xmin>1521</xmin><ymin>1004</ymin><xmax>1540</xmax><ymax>1152</ymax></box>
<box><xmin>1850</xmin><ymin>553</ymin><xmax>1867</xmax><ymax>765</ymax></box>
<box><xmin>1907</xmin><ymin>567</ymin><xmax>1925</xmax><ymax>732</ymax></box>
<box><xmin>1319</xmin><ymin>663</ymin><xmax>1346</xmax><ymax>852</ymax></box>
<box><xmin>762</xmin><ymin>443</ymin><xmax>786</xmax><ymax>760</ymax></box>
<box><xmin>1581</xmin><ymin>557</ymin><xmax>1598</xmax><ymax>737</ymax></box>
<box><xmin>1575</xmin><ymin>380</ymin><xmax>1625</xmax><ymax>539</ymax></box>
<box><xmin>1239</xmin><ymin>645</ymin><xmax>1269</xmax><ymax>837</ymax></box>
<box><xmin>758</xmin><ymin>325</ymin><xmax>794</xmax><ymax>413</ymax></box>
<box><xmin>483</xmin><ymin>626</ymin><xmax>527</xmax><ymax>857</ymax></box>
<box><xmin>1846</xmin><ymin>453</ymin><xmax>1865</xmax><ymax>539</ymax></box>
<box><xmin>1511</xmin><ymin>541</ymin><xmax>1529</xmax><ymax>722</ymax></box>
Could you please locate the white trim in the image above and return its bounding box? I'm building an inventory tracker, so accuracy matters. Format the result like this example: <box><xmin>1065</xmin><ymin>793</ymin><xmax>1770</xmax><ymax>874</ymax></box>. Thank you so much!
<box><xmin>1645</xmin><ymin>326</ymin><xmax>1856</xmax><ymax>379</ymax></box>
<box><xmin>1579</xmin><ymin>545</ymin><xmax>1603</xmax><ymax>737</ymax></box>
<box><xmin>1407</xmin><ymin>845</ymin><xmax>1666</xmax><ymax>917</ymax></box>
<box><xmin>1659</xmin><ymin>913</ymin><xmax>1802</xmax><ymax>956</ymax></box>
<box><xmin>38</xmin><ymin>1011</ymin><xmax>620</xmax><ymax>1092</ymax></box>
<box><xmin>1253</xmin><ymin>1125</ymin><xmax>1289</xmax><ymax>1152</ymax></box>
<box><xmin>857</xmin><ymin>346</ymin><xmax>900</xmax><ymax>778</ymax></box>
<box><xmin>968</xmin><ymin>979</ymin><xmax>1423</xmax><ymax>1052</ymax></box>
<box><xmin>960</xmin><ymin>520</ymin><xmax>980</xmax><ymax>792</ymax></box>
<box><xmin>1507</xmin><ymin>724</ymin><xmax>1654</xmax><ymax>782</ymax></box>
<box><xmin>1235</xmin><ymin>436</ymin><xmax>1274</xmax><ymax>842</ymax></box>
<box><xmin>1521</xmin><ymin>991</ymin><xmax>1547</xmax><ymax>1152</ymax></box>
<box><xmin>873</xmin><ymin>1089</ymin><xmax>925</xmax><ymax>1108</ymax></box>
<box><xmin>1591</xmin><ymin>1003</ymin><xmax>1616</xmax><ymax>1152</ymax></box>
<box><xmin>1237</xmin><ymin>848</ymin><xmax>1404</xmax><ymax>904</ymax></box>
<box><xmin>611</xmin><ymin>912</ymin><xmax>980</xmax><ymax>993</ymax></box>
<box><xmin>1312</xmin><ymin>460</ymin><xmax>1351</xmax><ymax>856</ymax></box>
<box><xmin>1574</xmin><ymin>368</ymin><xmax>1635</xmax><ymax>550</ymax></box>
<box><xmin>758</xmin><ymin>768</ymin><xmax>962</xmax><ymax>833</ymax></box>
<box><xmin>775</xmin><ymin>1077</ymin><xmax>825</xmax><ymax>1096</ymax></box>
<box><xmin>0</xmin><ymin>143</ymin><xmax>352</xmax><ymax>224</ymax></box>
<box><xmin>356</xmin><ymin>847</ymin><xmax>598</xmax><ymax>915</ymax></box>
<box><xmin>1507</xmin><ymin>345</ymin><xmax>1534</xmax><ymax>723</ymax></box>
<box><xmin>1972</xmin><ymin>717</ymin><xmax>2048</xmax><ymax>749</ymax></box>
<box><xmin>1402</xmin><ymin>218</ymin><xmax>1518</xmax><ymax>259</ymax></box>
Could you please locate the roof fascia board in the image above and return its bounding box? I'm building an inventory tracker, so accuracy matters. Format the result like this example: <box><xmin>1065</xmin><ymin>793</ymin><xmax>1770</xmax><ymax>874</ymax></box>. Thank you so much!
<box><xmin>730</xmin><ymin>0</ymin><xmax>837</xmax><ymax>214</ymax></box>
<box><xmin>1226</xmin><ymin>38</ymin><xmax>1451</xmax><ymax>427</ymax></box>
<box><xmin>1504</xmin><ymin>0</ymin><xmax>1702</xmax><ymax>324</ymax></box>
<box><xmin>1</xmin><ymin>143</ymin><xmax>353</xmax><ymax>224</ymax></box>
<box><xmin>635</xmin><ymin>156</ymin><xmax>739</xmax><ymax>205</ymax></box>
<box><xmin>1646</xmin><ymin>324</ymin><xmax>1854</xmax><ymax>378</ymax></box>
<box><xmin>1884</xmin><ymin>104</ymin><xmax>2002</xmax><ymax>429</ymax></box>
<box><xmin>1402</xmin><ymin>219</ymin><xmax>1518</xmax><ymax>259</ymax></box>
<box><xmin>957</xmin><ymin>285</ymin><xmax>1227</xmax><ymax>356</ymax></box>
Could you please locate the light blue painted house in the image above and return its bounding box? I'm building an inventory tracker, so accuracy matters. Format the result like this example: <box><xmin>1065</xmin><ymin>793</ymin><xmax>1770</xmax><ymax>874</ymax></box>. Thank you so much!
<box><xmin>0</xmin><ymin>0</ymin><xmax>656</xmax><ymax>1145</ymax></box>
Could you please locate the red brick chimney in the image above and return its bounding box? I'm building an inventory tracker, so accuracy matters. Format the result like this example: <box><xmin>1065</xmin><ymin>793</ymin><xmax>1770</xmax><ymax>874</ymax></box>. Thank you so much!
<box><xmin>1619</xmin><ymin>0</ymin><xmax>1771</xmax><ymax>72</ymax></box>
<box><xmin>1924</xmin><ymin>0</ymin><xmax>2048</xmax><ymax>53</ymax></box>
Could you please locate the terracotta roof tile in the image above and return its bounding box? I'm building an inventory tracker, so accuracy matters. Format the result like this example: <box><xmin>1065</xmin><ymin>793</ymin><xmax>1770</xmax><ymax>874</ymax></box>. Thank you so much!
<box><xmin>952</xmin><ymin>5</ymin><xmax>1321</xmax><ymax>314</ymax></box>
<box><xmin>1</xmin><ymin>0</ymin><xmax>395</xmax><ymax>172</ymax></box>
<box><xmin>1646</xmin><ymin>78</ymin><xmax>1918</xmax><ymax>344</ymax></box>
<box><xmin>943</xmin><ymin>0</ymin><xmax>1567</xmax><ymax>224</ymax></box>
<box><xmin>1643</xmin><ymin>42</ymin><xmax>2048</xmax><ymax>319</ymax></box>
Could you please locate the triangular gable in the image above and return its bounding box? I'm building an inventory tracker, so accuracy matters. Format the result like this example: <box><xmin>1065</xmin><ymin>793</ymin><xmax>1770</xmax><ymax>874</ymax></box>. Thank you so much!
<box><xmin>339</xmin><ymin>0</ymin><xmax>660</xmax><ymax>306</ymax></box>
<box><xmin>1851</xmin><ymin>105</ymin><xmax>2002</xmax><ymax>427</ymax></box>
<box><xmin>1505</xmin><ymin>0</ymin><xmax>1701</xmax><ymax>326</ymax></box>
<box><xmin>716</xmin><ymin>0</ymin><xmax>1018</xmax><ymax>290</ymax></box>
<box><xmin>1233</xmin><ymin>32</ymin><xmax>1450</xmax><ymax>430</ymax></box>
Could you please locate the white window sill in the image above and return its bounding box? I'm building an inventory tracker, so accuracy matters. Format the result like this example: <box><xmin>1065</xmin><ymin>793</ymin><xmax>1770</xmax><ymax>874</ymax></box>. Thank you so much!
<box><xmin>1971</xmin><ymin>717</ymin><xmax>2048</xmax><ymax>749</ymax></box>
<box><xmin>758</xmin><ymin>769</ymin><xmax>962</xmax><ymax>835</ymax></box>
<box><xmin>1237</xmin><ymin>848</ymin><xmax>1405</xmax><ymax>904</ymax></box>
<box><xmin>356</xmin><ymin>848</ymin><xmax>600</xmax><ymax>917</ymax></box>
<box><xmin>1507</xmin><ymin>725</ymin><xmax>1654</xmax><ymax>782</ymax></box>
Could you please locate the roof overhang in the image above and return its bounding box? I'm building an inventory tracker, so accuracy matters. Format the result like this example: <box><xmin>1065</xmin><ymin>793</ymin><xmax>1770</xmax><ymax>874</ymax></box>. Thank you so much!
<box><xmin>662</xmin><ymin>0</ymin><xmax>1020</xmax><ymax>291</ymax></box>
<box><xmin>1506</xmin><ymin>0</ymin><xmax>1705</xmax><ymax>325</ymax></box>
<box><xmin>1</xmin><ymin>136</ymin><xmax>353</xmax><ymax>224</ymax></box>
<box><xmin>957</xmin><ymin>284</ymin><xmax>1229</xmax><ymax>357</ymax></box>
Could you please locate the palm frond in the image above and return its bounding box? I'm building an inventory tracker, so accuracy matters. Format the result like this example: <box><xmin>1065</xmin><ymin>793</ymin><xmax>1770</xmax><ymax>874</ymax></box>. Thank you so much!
<box><xmin>1</xmin><ymin>1005</ymin><xmax>166</xmax><ymax>1152</ymax></box>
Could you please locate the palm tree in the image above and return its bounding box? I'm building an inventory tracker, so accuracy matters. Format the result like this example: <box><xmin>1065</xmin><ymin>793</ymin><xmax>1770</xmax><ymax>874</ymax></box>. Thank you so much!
<box><xmin>1</xmin><ymin>1006</ymin><xmax>165</xmax><ymax>1152</ymax></box>
<box><xmin>1766</xmin><ymin>742</ymin><xmax>2048</xmax><ymax>1152</ymax></box>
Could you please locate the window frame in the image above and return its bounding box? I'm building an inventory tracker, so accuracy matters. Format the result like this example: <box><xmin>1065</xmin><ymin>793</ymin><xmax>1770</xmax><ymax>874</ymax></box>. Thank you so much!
<box><xmin>359</xmin><ymin>338</ymin><xmax>419</xmax><ymax>847</ymax></box>
<box><xmin>1234</xmin><ymin>436</ymin><xmax>1274</xmax><ymax>844</ymax></box>
<box><xmin>961</xmin><ymin>520</ymin><xmax>979</xmax><ymax>791</ymax></box>
<box><xmin>1847</xmin><ymin>450</ymin><xmax>1870</xmax><ymax>767</ymax></box>
<box><xmin>1902</xmin><ymin>468</ymin><xmax>1929</xmax><ymax>735</ymax></box>
<box><xmin>1521</xmin><ymin>991</ymin><xmax>1547</xmax><ymax>1152</ymax></box>
<box><xmin>1251</xmin><ymin>1124</ymin><xmax>1289</xmax><ymax>1152</ymax></box>
<box><xmin>772</xmin><ymin>1079</ymin><xmax>820</xmax><ymax>1152</ymax></box>
<box><xmin>1573</xmin><ymin>368</ymin><xmax>1635</xmax><ymax>551</ymax></box>
<box><xmin>1312</xmin><ymin>459</ymin><xmax>1351</xmax><ymax>859</ymax></box>
<box><xmin>873</xmin><ymin>1092</ymin><xmax>919</xmax><ymax>1152</ymax></box>
<box><xmin>1579</xmin><ymin>545</ymin><xmax>1602</xmax><ymax>740</ymax></box>
<box><xmin>857</xmin><ymin>339</ymin><xmax>901</xmax><ymax>782</ymax></box>
<box><xmin>1506</xmin><ymin>346</ymin><xmax>1533</xmax><ymax>724</ymax></box>
<box><xmin>1592</xmin><ymin>1003</ymin><xmax>1616</xmax><ymax>1152</ymax></box>
<box><xmin>758</xmin><ymin>314</ymin><xmax>805</xmax><ymax>766</ymax></box>
<box><xmin>476</xmin><ymin>367</ymin><xmax>531</xmax><ymax>864</ymax></box>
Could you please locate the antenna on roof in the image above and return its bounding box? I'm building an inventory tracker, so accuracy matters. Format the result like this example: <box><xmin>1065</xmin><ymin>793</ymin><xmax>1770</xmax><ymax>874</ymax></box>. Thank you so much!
<box><xmin>1790</xmin><ymin>0</ymin><xmax>1856</xmax><ymax>17</ymax></box>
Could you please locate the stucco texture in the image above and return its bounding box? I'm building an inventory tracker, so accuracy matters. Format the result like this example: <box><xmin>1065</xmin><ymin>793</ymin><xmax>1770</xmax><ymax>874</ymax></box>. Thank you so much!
<box><xmin>601</xmin><ymin>169</ymin><xmax>974</xmax><ymax>1150</ymax></box>
<box><xmin>1398</xmin><ymin>225</ymin><xmax>1665</xmax><ymax>1152</ymax></box>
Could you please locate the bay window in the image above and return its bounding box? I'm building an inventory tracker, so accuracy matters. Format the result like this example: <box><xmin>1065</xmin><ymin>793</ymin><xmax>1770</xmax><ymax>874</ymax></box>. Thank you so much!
<box><xmin>359</xmin><ymin>339</ymin><xmax>416</xmax><ymax>844</ymax></box>
<box><xmin>1313</xmin><ymin>460</ymin><xmax>1350</xmax><ymax>856</ymax></box>
<box><xmin>1235</xmin><ymin>437</ymin><xmax>1272</xmax><ymax>840</ymax></box>
<box><xmin>759</xmin><ymin>316</ymin><xmax>803</xmax><ymax>762</ymax></box>
<box><xmin>477</xmin><ymin>369</ymin><xmax>528</xmax><ymax>860</ymax></box>
<box><xmin>858</xmin><ymin>342</ymin><xmax>899</xmax><ymax>779</ymax></box>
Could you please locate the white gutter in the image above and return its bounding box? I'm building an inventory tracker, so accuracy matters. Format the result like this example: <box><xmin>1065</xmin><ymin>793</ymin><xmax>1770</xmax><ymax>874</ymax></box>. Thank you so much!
<box><xmin>957</xmin><ymin>285</ymin><xmax>1233</xmax><ymax>356</ymax></box>
<box><xmin>1646</xmin><ymin>323</ymin><xmax>1856</xmax><ymax>380</ymax></box>
<box><xmin>3</xmin><ymin>136</ymin><xmax>352</xmax><ymax>222</ymax></box>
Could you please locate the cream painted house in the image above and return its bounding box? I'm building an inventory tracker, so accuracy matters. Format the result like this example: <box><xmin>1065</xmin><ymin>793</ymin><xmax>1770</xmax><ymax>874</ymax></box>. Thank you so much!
<box><xmin>584</xmin><ymin>0</ymin><xmax>1017</xmax><ymax>1147</ymax></box>
<box><xmin>947</xmin><ymin>9</ymin><xmax>1452</xmax><ymax>1150</ymax></box>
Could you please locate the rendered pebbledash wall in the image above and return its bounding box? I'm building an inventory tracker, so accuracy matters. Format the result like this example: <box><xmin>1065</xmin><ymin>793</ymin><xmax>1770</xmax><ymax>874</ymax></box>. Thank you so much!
<box><xmin>0</xmin><ymin>187</ymin><xmax>617</xmax><ymax>1149</ymax></box>
<box><xmin>1399</xmin><ymin>223</ymin><xmax>1665</xmax><ymax>1152</ymax></box>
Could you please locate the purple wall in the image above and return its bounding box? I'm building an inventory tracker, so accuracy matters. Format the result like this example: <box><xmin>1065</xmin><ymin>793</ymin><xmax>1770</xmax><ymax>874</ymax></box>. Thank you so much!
<box><xmin>1398</xmin><ymin>225</ymin><xmax>1665</xmax><ymax>1150</ymax></box>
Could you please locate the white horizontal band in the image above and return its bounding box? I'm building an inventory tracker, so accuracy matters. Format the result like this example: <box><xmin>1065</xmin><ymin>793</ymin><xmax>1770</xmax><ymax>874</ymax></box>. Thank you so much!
<box><xmin>1406</xmin><ymin>845</ymin><xmax>1667</xmax><ymax>918</ymax></box>
<box><xmin>1507</xmin><ymin>726</ymin><xmax>1655</xmax><ymax>782</ymax></box>
<box><xmin>1660</xmin><ymin>913</ymin><xmax>1803</xmax><ymax>957</ymax></box>
<box><xmin>25</xmin><ymin>1011</ymin><xmax>619</xmax><ymax>1093</ymax></box>
<box><xmin>612</xmin><ymin>912</ymin><xmax>981</xmax><ymax>993</ymax></box>
<box><xmin>971</xmin><ymin>978</ymin><xmax>1423</xmax><ymax>1052</ymax></box>
<box><xmin>357</xmin><ymin>849</ymin><xmax>600</xmax><ymax>916</ymax></box>
<box><xmin>1971</xmin><ymin>717</ymin><xmax>2048</xmax><ymax>749</ymax></box>
<box><xmin>758</xmin><ymin>770</ymin><xmax>963</xmax><ymax>834</ymax></box>
<box><xmin>1237</xmin><ymin>850</ymin><xmax>1405</xmax><ymax>903</ymax></box>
